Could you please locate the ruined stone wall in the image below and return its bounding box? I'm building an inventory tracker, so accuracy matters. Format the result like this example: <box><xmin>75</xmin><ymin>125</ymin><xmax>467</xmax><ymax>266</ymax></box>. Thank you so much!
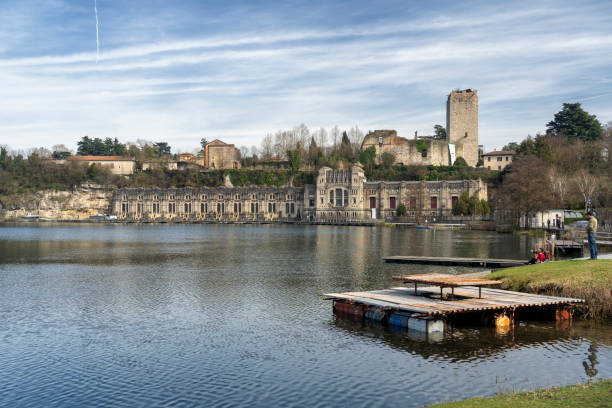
<box><xmin>361</xmin><ymin>130</ymin><xmax>404</xmax><ymax>149</ymax></box>
<box><xmin>390</xmin><ymin>140</ymin><xmax>449</xmax><ymax>166</ymax></box>
<box><xmin>446</xmin><ymin>89</ymin><xmax>479</xmax><ymax>166</ymax></box>
<box><xmin>361</xmin><ymin>130</ymin><xmax>450</xmax><ymax>166</ymax></box>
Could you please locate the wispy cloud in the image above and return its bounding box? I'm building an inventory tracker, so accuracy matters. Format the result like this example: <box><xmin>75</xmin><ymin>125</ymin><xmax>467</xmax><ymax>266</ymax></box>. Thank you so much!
<box><xmin>0</xmin><ymin>0</ymin><xmax>611</xmax><ymax>151</ymax></box>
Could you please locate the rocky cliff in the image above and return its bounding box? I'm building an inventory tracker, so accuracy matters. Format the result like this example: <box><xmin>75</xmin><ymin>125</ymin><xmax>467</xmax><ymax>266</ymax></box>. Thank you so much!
<box><xmin>0</xmin><ymin>184</ymin><xmax>113</xmax><ymax>220</ymax></box>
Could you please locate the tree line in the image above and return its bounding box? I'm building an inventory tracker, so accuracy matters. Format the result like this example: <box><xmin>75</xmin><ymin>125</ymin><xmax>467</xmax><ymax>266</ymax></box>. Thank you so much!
<box><xmin>496</xmin><ymin>103</ymin><xmax>611</xmax><ymax>227</ymax></box>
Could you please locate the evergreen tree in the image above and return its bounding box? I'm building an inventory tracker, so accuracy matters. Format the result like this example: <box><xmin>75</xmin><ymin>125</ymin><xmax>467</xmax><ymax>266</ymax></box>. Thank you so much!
<box><xmin>287</xmin><ymin>149</ymin><xmax>302</xmax><ymax>173</ymax></box>
<box><xmin>154</xmin><ymin>142</ymin><xmax>171</xmax><ymax>156</ymax></box>
<box><xmin>546</xmin><ymin>103</ymin><xmax>602</xmax><ymax>142</ymax></box>
<box><xmin>307</xmin><ymin>136</ymin><xmax>319</xmax><ymax>165</ymax></box>
<box><xmin>502</xmin><ymin>142</ymin><xmax>519</xmax><ymax>151</ymax></box>
<box><xmin>339</xmin><ymin>131</ymin><xmax>353</xmax><ymax>161</ymax></box>
<box><xmin>433</xmin><ymin>124</ymin><xmax>446</xmax><ymax>140</ymax></box>
<box><xmin>0</xmin><ymin>147</ymin><xmax>7</xmax><ymax>170</ymax></box>
<box><xmin>359</xmin><ymin>146</ymin><xmax>376</xmax><ymax>172</ymax></box>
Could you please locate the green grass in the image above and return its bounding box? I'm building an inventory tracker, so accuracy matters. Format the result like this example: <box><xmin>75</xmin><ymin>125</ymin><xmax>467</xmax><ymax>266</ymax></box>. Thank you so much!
<box><xmin>487</xmin><ymin>260</ymin><xmax>612</xmax><ymax>319</ymax></box>
<box><xmin>429</xmin><ymin>379</ymin><xmax>612</xmax><ymax>408</ymax></box>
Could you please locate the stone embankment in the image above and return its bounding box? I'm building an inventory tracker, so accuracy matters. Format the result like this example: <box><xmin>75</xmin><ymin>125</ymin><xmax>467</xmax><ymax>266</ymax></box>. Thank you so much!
<box><xmin>0</xmin><ymin>185</ymin><xmax>113</xmax><ymax>221</ymax></box>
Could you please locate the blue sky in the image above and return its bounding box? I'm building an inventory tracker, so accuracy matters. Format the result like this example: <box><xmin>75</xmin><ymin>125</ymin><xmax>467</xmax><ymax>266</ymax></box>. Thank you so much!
<box><xmin>1</xmin><ymin>0</ymin><xmax>611</xmax><ymax>153</ymax></box>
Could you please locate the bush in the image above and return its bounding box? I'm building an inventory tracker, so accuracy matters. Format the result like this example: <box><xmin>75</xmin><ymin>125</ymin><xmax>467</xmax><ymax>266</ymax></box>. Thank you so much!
<box><xmin>453</xmin><ymin>156</ymin><xmax>468</xmax><ymax>167</ymax></box>
<box><xmin>396</xmin><ymin>203</ymin><xmax>407</xmax><ymax>216</ymax></box>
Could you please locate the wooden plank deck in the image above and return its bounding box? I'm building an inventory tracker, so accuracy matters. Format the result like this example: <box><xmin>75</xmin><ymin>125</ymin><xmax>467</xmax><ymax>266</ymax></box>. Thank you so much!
<box><xmin>554</xmin><ymin>240</ymin><xmax>582</xmax><ymax>249</ymax></box>
<box><xmin>383</xmin><ymin>256</ymin><xmax>526</xmax><ymax>268</ymax></box>
<box><xmin>323</xmin><ymin>286</ymin><xmax>584</xmax><ymax>317</ymax></box>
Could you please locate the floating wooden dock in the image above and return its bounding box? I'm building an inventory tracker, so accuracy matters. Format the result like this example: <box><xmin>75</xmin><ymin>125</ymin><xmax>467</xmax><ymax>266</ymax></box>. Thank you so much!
<box><xmin>323</xmin><ymin>286</ymin><xmax>583</xmax><ymax>317</ymax></box>
<box><xmin>383</xmin><ymin>255</ymin><xmax>526</xmax><ymax>268</ymax></box>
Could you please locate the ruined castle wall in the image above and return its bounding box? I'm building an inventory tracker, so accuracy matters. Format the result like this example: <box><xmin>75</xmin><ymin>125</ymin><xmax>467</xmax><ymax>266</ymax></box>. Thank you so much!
<box><xmin>361</xmin><ymin>130</ymin><xmax>450</xmax><ymax>166</ymax></box>
<box><xmin>390</xmin><ymin>140</ymin><xmax>450</xmax><ymax>166</ymax></box>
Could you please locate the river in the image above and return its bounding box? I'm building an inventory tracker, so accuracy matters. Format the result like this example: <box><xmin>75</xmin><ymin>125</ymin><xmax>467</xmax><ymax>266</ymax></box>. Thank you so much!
<box><xmin>0</xmin><ymin>223</ymin><xmax>610</xmax><ymax>407</ymax></box>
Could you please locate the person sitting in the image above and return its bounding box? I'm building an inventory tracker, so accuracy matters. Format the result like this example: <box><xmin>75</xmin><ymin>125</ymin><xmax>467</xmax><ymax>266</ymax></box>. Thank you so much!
<box><xmin>527</xmin><ymin>250</ymin><xmax>538</xmax><ymax>264</ymax></box>
<box><xmin>537</xmin><ymin>248</ymin><xmax>547</xmax><ymax>263</ymax></box>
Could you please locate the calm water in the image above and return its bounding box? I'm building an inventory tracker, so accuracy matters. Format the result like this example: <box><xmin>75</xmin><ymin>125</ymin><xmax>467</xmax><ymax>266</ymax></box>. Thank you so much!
<box><xmin>0</xmin><ymin>223</ymin><xmax>610</xmax><ymax>407</ymax></box>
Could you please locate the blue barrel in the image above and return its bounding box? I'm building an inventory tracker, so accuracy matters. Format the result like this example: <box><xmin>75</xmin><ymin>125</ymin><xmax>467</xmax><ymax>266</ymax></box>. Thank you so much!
<box><xmin>389</xmin><ymin>311</ymin><xmax>413</xmax><ymax>327</ymax></box>
<box><xmin>365</xmin><ymin>307</ymin><xmax>386</xmax><ymax>322</ymax></box>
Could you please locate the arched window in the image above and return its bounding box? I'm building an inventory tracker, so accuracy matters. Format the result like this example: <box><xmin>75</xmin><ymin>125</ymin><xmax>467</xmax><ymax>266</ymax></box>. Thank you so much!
<box><xmin>344</xmin><ymin>190</ymin><xmax>349</xmax><ymax>206</ymax></box>
<box><xmin>329</xmin><ymin>190</ymin><xmax>334</xmax><ymax>204</ymax></box>
<box><xmin>335</xmin><ymin>189</ymin><xmax>342</xmax><ymax>206</ymax></box>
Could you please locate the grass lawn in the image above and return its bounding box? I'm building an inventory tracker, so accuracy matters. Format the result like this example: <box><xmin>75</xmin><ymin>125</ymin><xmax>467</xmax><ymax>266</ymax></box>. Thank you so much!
<box><xmin>487</xmin><ymin>260</ymin><xmax>612</xmax><ymax>319</ymax></box>
<box><xmin>429</xmin><ymin>379</ymin><xmax>612</xmax><ymax>408</ymax></box>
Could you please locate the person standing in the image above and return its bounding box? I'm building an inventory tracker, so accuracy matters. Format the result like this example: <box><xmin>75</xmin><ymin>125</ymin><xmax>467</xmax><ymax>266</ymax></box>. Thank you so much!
<box><xmin>586</xmin><ymin>211</ymin><xmax>598</xmax><ymax>260</ymax></box>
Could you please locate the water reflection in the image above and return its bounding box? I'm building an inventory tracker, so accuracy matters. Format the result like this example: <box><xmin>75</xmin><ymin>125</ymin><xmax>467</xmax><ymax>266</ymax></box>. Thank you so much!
<box><xmin>0</xmin><ymin>223</ymin><xmax>610</xmax><ymax>408</ymax></box>
<box><xmin>332</xmin><ymin>315</ymin><xmax>609</xmax><ymax>361</ymax></box>
<box><xmin>583</xmin><ymin>341</ymin><xmax>600</xmax><ymax>377</ymax></box>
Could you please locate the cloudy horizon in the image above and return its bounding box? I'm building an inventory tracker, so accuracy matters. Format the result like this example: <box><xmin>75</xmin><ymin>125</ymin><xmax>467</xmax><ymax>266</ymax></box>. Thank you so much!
<box><xmin>1</xmin><ymin>0</ymin><xmax>611</xmax><ymax>154</ymax></box>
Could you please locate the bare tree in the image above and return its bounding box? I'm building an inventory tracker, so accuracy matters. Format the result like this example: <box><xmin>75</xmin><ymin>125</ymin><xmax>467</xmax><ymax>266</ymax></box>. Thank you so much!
<box><xmin>261</xmin><ymin>134</ymin><xmax>274</xmax><ymax>159</ymax></box>
<box><xmin>294</xmin><ymin>123</ymin><xmax>310</xmax><ymax>149</ymax></box>
<box><xmin>273</xmin><ymin>130</ymin><xmax>288</xmax><ymax>158</ymax></box>
<box><xmin>574</xmin><ymin>170</ymin><xmax>599</xmax><ymax>212</ymax></box>
<box><xmin>348</xmin><ymin>125</ymin><xmax>363</xmax><ymax>146</ymax></box>
<box><xmin>549</xmin><ymin>168</ymin><xmax>569</xmax><ymax>208</ymax></box>
<box><xmin>316</xmin><ymin>127</ymin><xmax>328</xmax><ymax>151</ymax></box>
<box><xmin>239</xmin><ymin>146</ymin><xmax>249</xmax><ymax>158</ymax></box>
<box><xmin>500</xmin><ymin>155</ymin><xmax>554</xmax><ymax>228</ymax></box>
<box><xmin>330</xmin><ymin>125</ymin><xmax>340</xmax><ymax>150</ymax></box>
<box><xmin>349</xmin><ymin>125</ymin><xmax>364</xmax><ymax>156</ymax></box>
<box><xmin>250</xmin><ymin>145</ymin><xmax>259</xmax><ymax>159</ymax></box>
<box><xmin>27</xmin><ymin>147</ymin><xmax>52</xmax><ymax>158</ymax></box>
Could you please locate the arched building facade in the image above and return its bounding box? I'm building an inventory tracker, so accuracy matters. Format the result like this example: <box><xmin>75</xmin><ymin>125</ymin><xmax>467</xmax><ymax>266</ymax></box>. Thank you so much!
<box><xmin>111</xmin><ymin>166</ymin><xmax>486</xmax><ymax>224</ymax></box>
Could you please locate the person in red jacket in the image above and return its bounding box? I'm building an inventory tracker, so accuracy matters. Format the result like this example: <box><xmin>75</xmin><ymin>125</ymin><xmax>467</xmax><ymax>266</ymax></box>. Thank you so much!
<box><xmin>537</xmin><ymin>248</ymin><xmax>547</xmax><ymax>263</ymax></box>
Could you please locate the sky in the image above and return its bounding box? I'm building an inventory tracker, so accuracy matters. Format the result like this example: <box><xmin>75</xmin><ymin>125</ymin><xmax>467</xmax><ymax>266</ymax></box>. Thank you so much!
<box><xmin>0</xmin><ymin>0</ymin><xmax>611</xmax><ymax>154</ymax></box>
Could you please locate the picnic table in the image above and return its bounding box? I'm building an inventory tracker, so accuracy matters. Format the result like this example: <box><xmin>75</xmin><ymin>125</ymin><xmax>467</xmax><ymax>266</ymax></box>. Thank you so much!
<box><xmin>392</xmin><ymin>273</ymin><xmax>502</xmax><ymax>300</ymax></box>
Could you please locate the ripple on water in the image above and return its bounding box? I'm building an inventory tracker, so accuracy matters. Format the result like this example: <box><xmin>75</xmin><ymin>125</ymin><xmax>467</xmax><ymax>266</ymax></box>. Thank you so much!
<box><xmin>1</xmin><ymin>224</ymin><xmax>611</xmax><ymax>407</ymax></box>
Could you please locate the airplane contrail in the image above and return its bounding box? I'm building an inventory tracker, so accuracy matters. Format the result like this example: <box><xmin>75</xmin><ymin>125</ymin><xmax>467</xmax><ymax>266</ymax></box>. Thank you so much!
<box><xmin>94</xmin><ymin>0</ymin><xmax>99</xmax><ymax>62</ymax></box>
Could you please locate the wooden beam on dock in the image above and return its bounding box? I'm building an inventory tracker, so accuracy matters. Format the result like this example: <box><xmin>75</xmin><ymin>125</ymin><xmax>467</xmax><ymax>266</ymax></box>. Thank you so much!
<box><xmin>383</xmin><ymin>256</ymin><xmax>526</xmax><ymax>268</ymax></box>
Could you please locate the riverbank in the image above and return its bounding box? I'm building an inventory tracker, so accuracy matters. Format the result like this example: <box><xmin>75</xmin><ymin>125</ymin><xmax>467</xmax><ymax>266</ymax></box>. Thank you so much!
<box><xmin>487</xmin><ymin>259</ymin><xmax>612</xmax><ymax>319</ymax></box>
<box><xmin>429</xmin><ymin>379</ymin><xmax>611</xmax><ymax>407</ymax></box>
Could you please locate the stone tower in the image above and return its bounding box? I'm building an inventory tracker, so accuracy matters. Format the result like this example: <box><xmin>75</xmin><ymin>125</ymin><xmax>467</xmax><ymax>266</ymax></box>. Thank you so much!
<box><xmin>446</xmin><ymin>89</ymin><xmax>478</xmax><ymax>166</ymax></box>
